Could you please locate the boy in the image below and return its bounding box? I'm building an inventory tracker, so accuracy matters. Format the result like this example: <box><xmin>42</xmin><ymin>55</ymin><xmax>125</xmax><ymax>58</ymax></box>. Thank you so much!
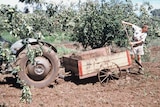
<box><xmin>122</xmin><ymin>21</ymin><xmax>149</xmax><ymax>74</ymax></box>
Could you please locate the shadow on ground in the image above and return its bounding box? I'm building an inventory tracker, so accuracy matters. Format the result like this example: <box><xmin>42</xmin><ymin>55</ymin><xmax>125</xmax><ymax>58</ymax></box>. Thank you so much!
<box><xmin>0</xmin><ymin>76</ymin><xmax>21</xmax><ymax>89</ymax></box>
<box><xmin>64</xmin><ymin>74</ymin><xmax>99</xmax><ymax>85</ymax></box>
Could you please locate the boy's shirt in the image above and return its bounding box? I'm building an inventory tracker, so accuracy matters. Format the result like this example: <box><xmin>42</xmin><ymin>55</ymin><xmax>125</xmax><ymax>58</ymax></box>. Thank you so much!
<box><xmin>132</xmin><ymin>25</ymin><xmax>147</xmax><ymax>44</ymax></box>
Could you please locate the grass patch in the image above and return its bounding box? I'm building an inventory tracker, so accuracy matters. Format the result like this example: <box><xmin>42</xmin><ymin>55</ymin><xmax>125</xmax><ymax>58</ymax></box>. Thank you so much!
<box><xmin>43</xmin><ymin>35</ymin><xmax>56</xmax><ymax>43</ymax></box>
<box><xmin>148</xmin><ymin>37</ymin><xmax>160</xmax><ymax>47</ymax></box>
<box><xmin>1</xmin><ymin>31</ymin><xmax>20</xmax><ymax>43</ymax></box>
<box><xmin>142</xmin><ymin>37</ymin><xmax>160</xmax><ymax>62</ymax></box>
<box><xmin>56</xmin><ymin>46</ymin><xmax>77</xmax><ymax>57</ymax></box>
<box><xmin>44</xmin><ymin>32</ymin><xmax>72</xmax><ymax>44</ymax></box>
<box><xmin>44</xmin><ymin>32</ymin><xmax>77</xmax><ymax>57</ymax></box>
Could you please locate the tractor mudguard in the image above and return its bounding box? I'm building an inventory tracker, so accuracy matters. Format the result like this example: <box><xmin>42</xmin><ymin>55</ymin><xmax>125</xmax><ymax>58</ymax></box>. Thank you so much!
<box><xmin>10</xmin><ymin>38</ymin><xmax>57</xmax><ymax>57</ymax></box>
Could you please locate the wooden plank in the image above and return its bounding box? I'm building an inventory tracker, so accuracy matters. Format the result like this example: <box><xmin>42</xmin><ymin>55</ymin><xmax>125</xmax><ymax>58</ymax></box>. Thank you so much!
<box><xmin>81</xmin><ymin>59</ymin><xmax>129</xmax><ymax>75</ymax></box>
<box><xmin>63</xmin><ymin>57</ymin><xmax>79</xmax><ymax>74</ymax></box>
<box><xmin>80</xmin><ymin>51</ymin><xmax>127</xmax><ymax>66</ymax></box>
<box><xmin>62</xmin><ymin>50</ymin><xmax>131</xmax><ymax>79</ymax></box>
<box><xmin>62</xmin><ymin>47</ymin><xmax>111</xmax><ymax>76</ymax></box>
<box><xmin>63</xmin><ymin>57</ymin><xmax>78</xmax><ymax>66</ymax></box>
<box><xmin>80</xmin><ymin>51</ymin><xmax>131</xmax><ymax>75</ymax></box>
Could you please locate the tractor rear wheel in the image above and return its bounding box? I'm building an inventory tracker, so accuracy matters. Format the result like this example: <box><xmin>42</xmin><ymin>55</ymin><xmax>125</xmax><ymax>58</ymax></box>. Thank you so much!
<box><xmin>16</xmin><ymin>45</ymin><xmax>60</xmax><ymax>88</ymax></box>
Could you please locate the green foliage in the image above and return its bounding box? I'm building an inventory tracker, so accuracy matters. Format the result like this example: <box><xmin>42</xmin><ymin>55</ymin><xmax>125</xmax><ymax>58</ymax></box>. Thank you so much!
<box><xmin>11</xmin><ymin>66</ymin><xmax>20</xmax><ymax>74</ymax></box>
<box><xmin>0</xmin><ymin>47</ymin><xmax>10</xmax><ymax>61</ymax></box>
<box><xmin>19</xmin><ymin>0</ymin><xmax>41</xmax><ymax>4</ymax></box>
<box><xmin>0</xmin><ymin>5</ymin><xmax>34</xmax><ymax>38</ymax></box>
<box><xmin>0</xmin><ymin>43</ymin><xmax>15</xmax><ymax>68</ymax></box>
<box><xmin>73</xmin><ymin>0</ymin><xmax>160</xmax><ymax>48</ymax></box>
<box><xmin>148</xmin><ymin>37</ymin><xmax>160</xmax><ymax>47</ymax></box>
<box><xmin>46</xmin><ymin>3</ymin><xmax>58</xmax><ymax>17</ymax></box>
<box><xmin>43</xmin><ymin>36</ymin><xmax>56</xmax><ymax>43</ymax></box>
<box><xmin>71</xmin><ymin>0</ymin><xmax>158</xmax><ymax>49</ymax></box>
<box><xmin>20</xmin><ymin>85</ymin><xmax>32</xmax><ymax>103</ymax></box>
<box><xmin>0</xmin><ymin>31</ymin><xmax>20</xmax><ymax>43</ymax></box>
<box><xmin>57</xmin><ymin>46</ymin><xmax>78</xmax><ymax>57</ymax></box>
<box><xmin>1</xmin><ymin>0</ymin><xmax>160</xmax><ymax>48</ymax></box>
<box><xmin>26</xmin><ymin>44</ymin><xmax>43</xmax><ymax>64</ymax></box>
<box><xmin>142</xmin><ymin>45</ymin><xmax>151</xmax><ymax>62</ymax></box>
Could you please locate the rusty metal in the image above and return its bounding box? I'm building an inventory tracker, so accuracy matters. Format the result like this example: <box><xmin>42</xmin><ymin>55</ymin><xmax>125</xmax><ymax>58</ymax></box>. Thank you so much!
<box><xmin>17</xmin><ymin>45</ymin><xmax>60</xmax><ymax>88</ymax></box>
<box><xmin>27</xmin><ymin>57</ymin><xmax>51</xmax><ymax>81</ymax></box>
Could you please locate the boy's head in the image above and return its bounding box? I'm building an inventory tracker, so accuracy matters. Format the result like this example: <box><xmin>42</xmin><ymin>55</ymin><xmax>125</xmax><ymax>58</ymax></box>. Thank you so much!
<box><xmin>142</xmin><ymin>24</ymin><xmax>148</xmax><ymax>33</ymax></box>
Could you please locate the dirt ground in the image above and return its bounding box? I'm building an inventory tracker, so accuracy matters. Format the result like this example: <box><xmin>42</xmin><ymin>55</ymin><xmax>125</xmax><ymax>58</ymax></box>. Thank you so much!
<box><xmin>0</xmin><ymin>44</ymin><xmax>160</xmax><ymax>107</ymax></box>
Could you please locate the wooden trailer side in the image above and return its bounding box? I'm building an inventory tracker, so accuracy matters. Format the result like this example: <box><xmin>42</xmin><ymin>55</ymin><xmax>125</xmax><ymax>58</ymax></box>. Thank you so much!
<box><xmin>63</xmin><ymin>57</ymin><xmax>79</xmax><ymax>76</ymax></box>
<box><xmin>63</xmin><ymin>46</ymin><xmax>111</xmax><ymax>77</ymax></box>
<box><xmin>78</xmin><ymin>51</ymin><xmax>132</xmax><ymax>79</ymax></box>
<box><xmin>63</xmin><ymin>50</ymin><xmax>132</xmax><ymax>79</ymax></box>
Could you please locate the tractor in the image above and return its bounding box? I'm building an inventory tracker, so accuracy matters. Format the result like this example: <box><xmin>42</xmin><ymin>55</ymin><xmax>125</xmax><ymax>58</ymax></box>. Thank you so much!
<box><xmin>0</xmin><ymin>38</ymin><xmax>60</xmax><ymax>88</ymax></box>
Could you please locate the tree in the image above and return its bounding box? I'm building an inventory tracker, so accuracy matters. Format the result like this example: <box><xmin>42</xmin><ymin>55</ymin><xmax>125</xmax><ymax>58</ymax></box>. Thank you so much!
<box><xmin>19</xmin><ymin>0</ymin><xmax>41</xmax><ymax>4</ymax></box>
<box><xmin>71</xmin><ymin>0</ymin><xmax>160</xmax><ymax>49</ymax></box>
<box><xmin>1</xmin><ymin>0</ymin><xmax>160</xmax><ymax>48</ymax></box>
<box><xmin>151</xmin><ymin>9</ymin><xmax>160</xmax><ymax>17</ymax></box>
<box><xmin>72</xmin><ymin>0</ymin><xmax>138</xmax><ymax>49</ymax></box>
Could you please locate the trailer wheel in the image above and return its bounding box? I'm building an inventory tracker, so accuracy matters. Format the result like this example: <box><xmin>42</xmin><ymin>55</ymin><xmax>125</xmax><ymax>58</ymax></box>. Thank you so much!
<box><xmin>98</xmin><ymin>62</ymin><xmax>121</xmax><ymax>86</ymax></box>
<box><xmin>16</xmin><ymin>45</ymin><xmax>60</xmax><ymax>88</ymax></box>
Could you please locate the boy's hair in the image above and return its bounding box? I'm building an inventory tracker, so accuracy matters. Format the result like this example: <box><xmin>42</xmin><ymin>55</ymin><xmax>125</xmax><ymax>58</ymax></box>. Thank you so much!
<box><xmin>142</xmin><ymin>24</ymin><xmax>148</xmax><ymax>29</ymax></box>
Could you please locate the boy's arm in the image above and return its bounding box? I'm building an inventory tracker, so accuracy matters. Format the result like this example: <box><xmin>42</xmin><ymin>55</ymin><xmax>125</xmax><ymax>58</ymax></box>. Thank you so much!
<box><xmin>131</xmin><ymin>41</ymin><xmax>143</xmax><ymax>46</ymax></box>
<box><xmin>122</xmin><ymin>21</ymin><xmax>134</xmax><ymax>26</ymax></box>
<box><xmin>131</xmin><ymin>34</ymin><xmax>147</xmax><ymax>46</ymax></box>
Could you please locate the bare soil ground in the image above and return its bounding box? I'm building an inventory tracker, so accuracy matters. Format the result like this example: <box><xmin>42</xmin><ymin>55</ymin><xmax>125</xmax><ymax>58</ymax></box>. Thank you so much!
<box><xmin>0</xmin><ymin>44</ymin><xmax>160</xmax><ymax>107</ymax></box>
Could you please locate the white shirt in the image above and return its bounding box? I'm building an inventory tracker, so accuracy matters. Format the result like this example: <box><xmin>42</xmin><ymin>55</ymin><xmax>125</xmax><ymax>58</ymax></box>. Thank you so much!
<box><xmin>132</xmin><ymin>25</ymin><xmax>147</xmax><ymax>43</ymax></box>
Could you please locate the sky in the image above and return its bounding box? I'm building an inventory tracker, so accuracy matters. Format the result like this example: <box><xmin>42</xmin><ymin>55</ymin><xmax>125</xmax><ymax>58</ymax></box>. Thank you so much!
<box><xmin>132</xmin><ymin>0</ymin><xmax>160</xmax><ymax>9</ymax></box>
<box><xmin>0</xmin><ymin>0</ymin><xmax>87</xmax><ymax>12</ymax></box>
<box><xmin>0</xmin><ymin>0</ymin><xmax>159</xmax><ymax>11</ymax></box>
<box><xmin>0</xmin><ymin>0</ymin><xmax>86</xmax><ymax>6</ymax></box>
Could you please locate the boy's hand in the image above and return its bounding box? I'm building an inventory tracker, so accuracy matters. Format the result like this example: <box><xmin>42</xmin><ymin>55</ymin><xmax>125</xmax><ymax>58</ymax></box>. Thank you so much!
<box><xmin>129</xmin><ymin>42</ymin><xmax>135</xmax><ymax>47</ymax></box>
<box><xmin>122</xmin><ymin>21</ymin><xmax>133</xmax><ymax>26</ymax></box>
<box><xmin>122</xmin><ymin>21</ymin><xmax>125</xmax><ymax>24</ymax></box>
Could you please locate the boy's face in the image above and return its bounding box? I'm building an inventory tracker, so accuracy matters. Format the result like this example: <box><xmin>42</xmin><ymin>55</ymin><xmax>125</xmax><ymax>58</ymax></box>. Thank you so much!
<box><xmin>142</xmin><ymin>26</ymin><xmax>148</xmax><ymax>33</ymax></box>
